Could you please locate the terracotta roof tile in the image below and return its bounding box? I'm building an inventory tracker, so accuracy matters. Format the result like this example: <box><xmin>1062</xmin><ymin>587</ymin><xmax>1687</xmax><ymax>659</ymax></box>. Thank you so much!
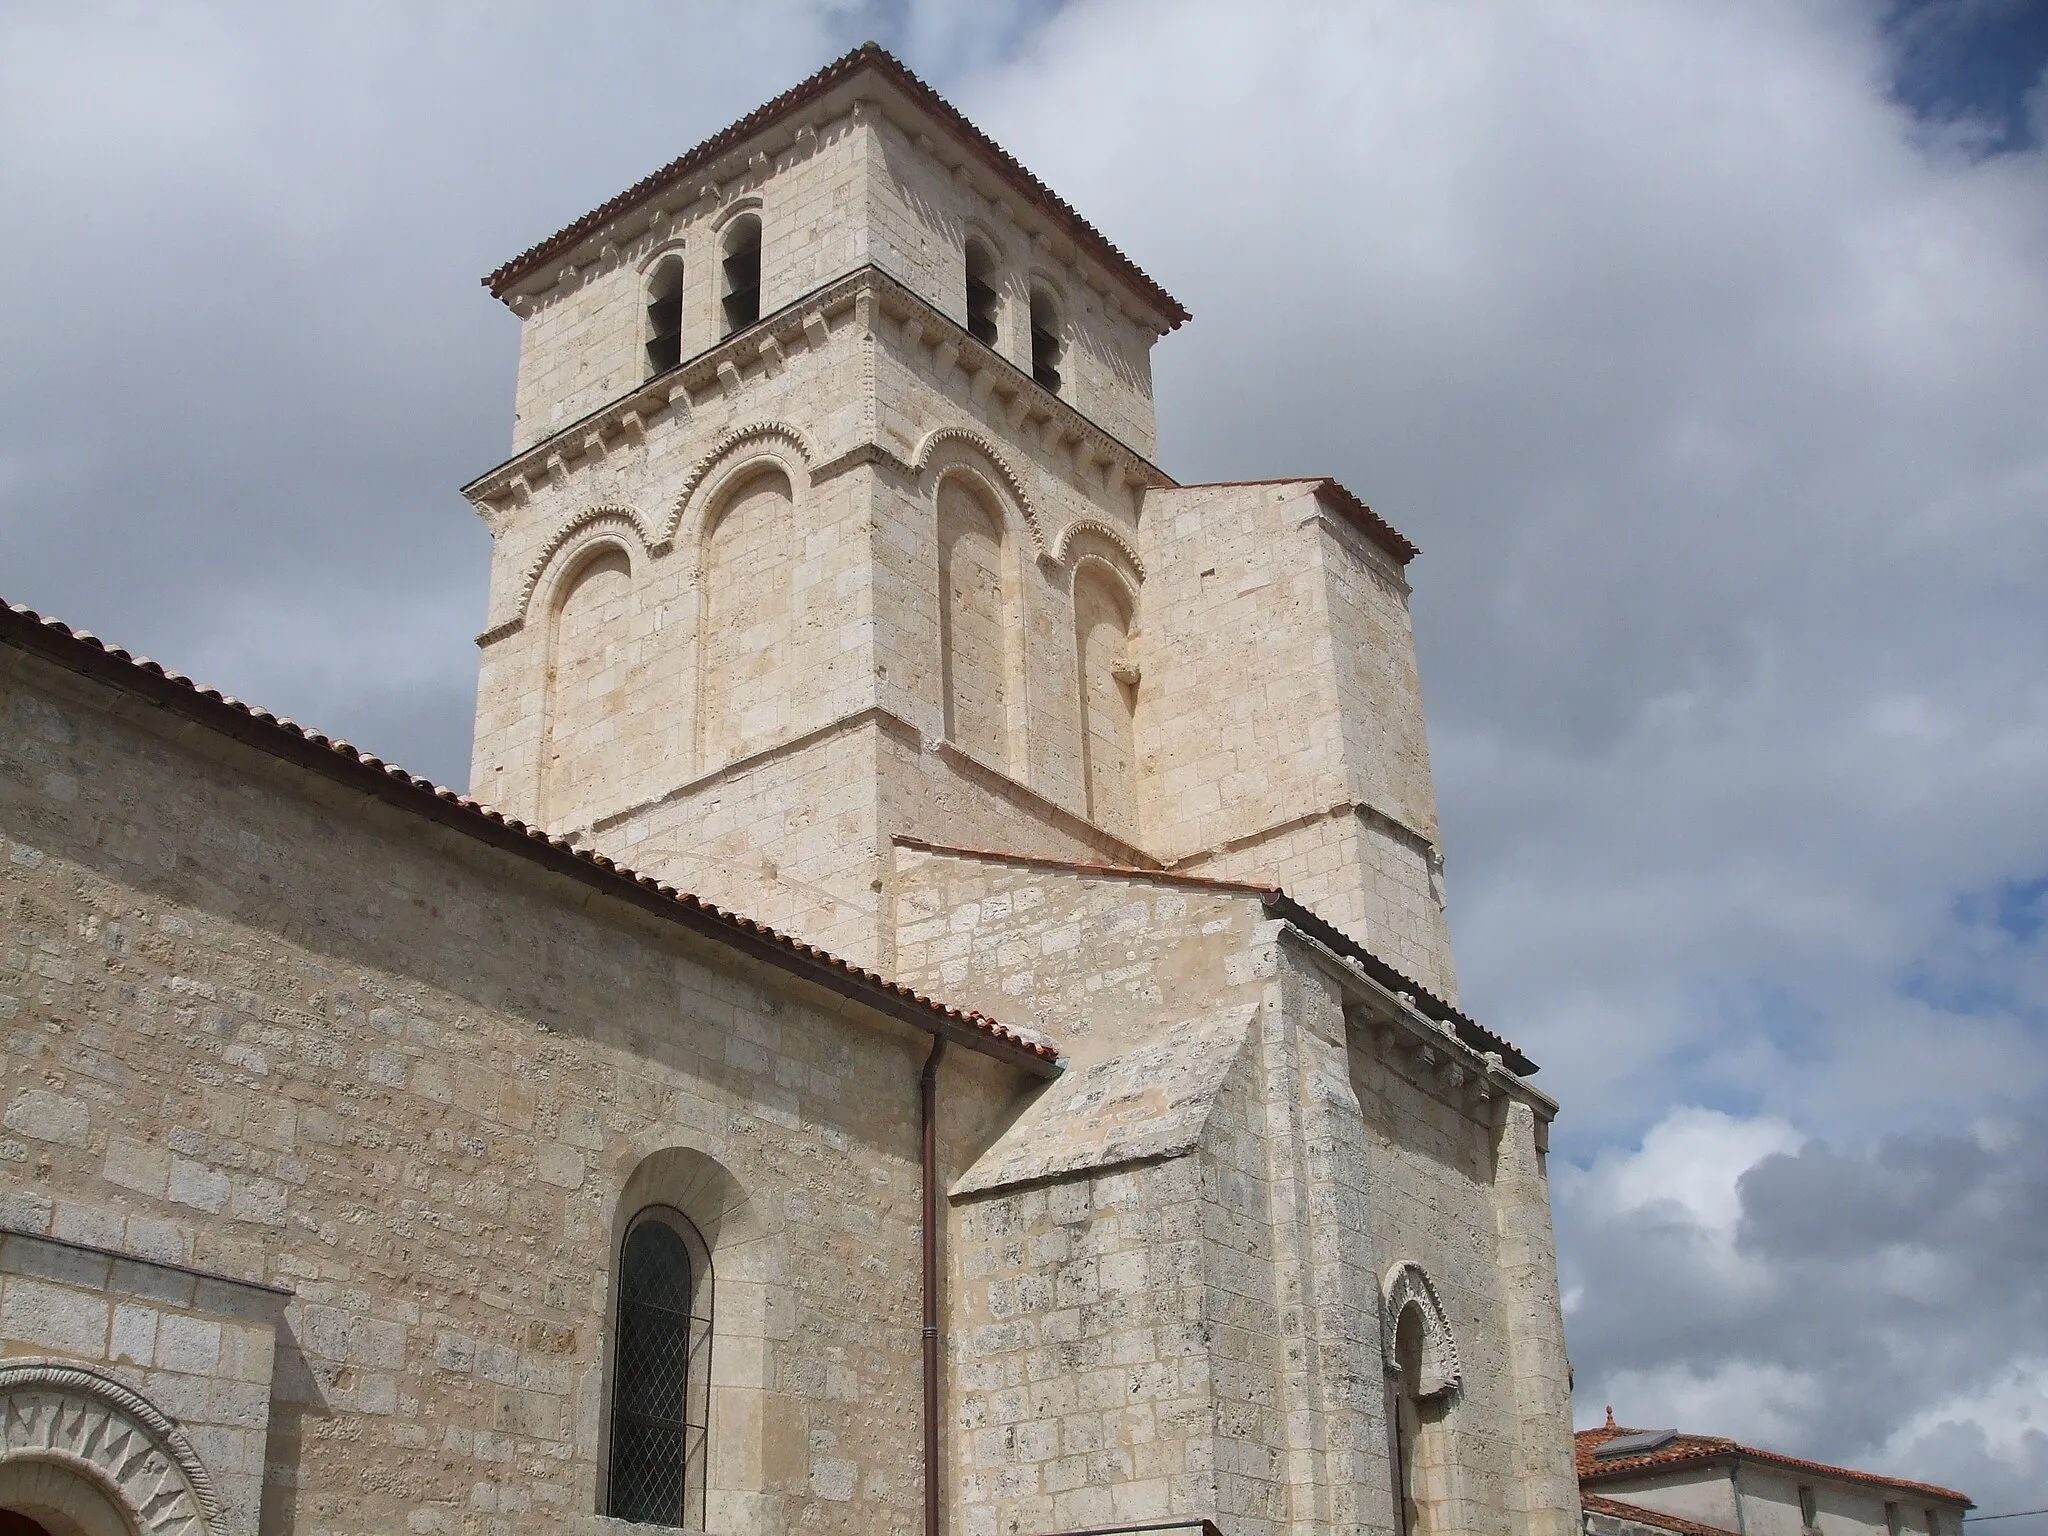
<box><xmin>0</xmin><ymin>600</ymin><xmax>1059</xmax><ymax>1076</ymax></box>
<box><xmin>1582</xmin><ymin>1492</ymin><xmax>1737</xmax><ymax>1536</ymax></box>
<box><xmin>1576</xmin><ymin>1425</ymin><xmax>1971</xmax><ymax>1508</ymax></box>
<box><xmin>485</xmin><ymin>42</ymin><xmax>1190</xmax><ymax>332</ymax></box>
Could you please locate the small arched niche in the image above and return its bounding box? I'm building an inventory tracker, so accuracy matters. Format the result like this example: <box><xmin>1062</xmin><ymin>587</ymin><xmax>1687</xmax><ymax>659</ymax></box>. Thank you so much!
<box><xmin>937</xmin><ymin>471</ymin><xmax>1019</xmax><ymax>772</ymax></box>
<box><xmin>542</xmin><ymin>542</ymin><xmax>635</xmax><ymax>829</ymax></box>
<box><xmin>965</xmin><ymin>237</ymin><xmax>1001</xmax><ymax>349</ymax></box>
<box><xmin>721</xmin><ymin>215</ymin><xmax>762</xmax><ymax>335</ymax></box>
<box><xmin>645</xmin><ymin>253</ymin><xmax>684</xmax><ymax>375</ymax></box>
<box><xmin>1383</xmin><ymin>1262</ymin><xmax>1464</xmax><ymax>1536</ymax></box>
<box><xmin>697</xmin><ymin>465</ymin><xmax>795</xmax><ymax>770</ymax></box>
<box><xmin>1073</xmin><ymin>560</ymin><xmax>1138</xmax><ymax>839</ymax></box>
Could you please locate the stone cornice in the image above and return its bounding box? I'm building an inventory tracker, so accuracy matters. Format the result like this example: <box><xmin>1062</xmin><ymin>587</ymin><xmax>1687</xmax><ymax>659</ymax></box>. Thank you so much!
<box><xmin>460</xmin><ymin>264</ymin><xmax>1174</xmax><ymax>526</ymax></box>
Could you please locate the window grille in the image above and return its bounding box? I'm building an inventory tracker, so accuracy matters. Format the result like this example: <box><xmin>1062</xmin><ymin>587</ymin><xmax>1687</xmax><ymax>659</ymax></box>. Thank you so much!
<box><xmin>607</xmin><ymin>1211</ymin><xmax>711</xmax><ymax>1528</ymax></box>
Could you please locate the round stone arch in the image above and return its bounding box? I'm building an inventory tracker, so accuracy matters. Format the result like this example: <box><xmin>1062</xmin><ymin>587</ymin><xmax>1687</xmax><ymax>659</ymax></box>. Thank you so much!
<box><xmin>1382</xmin><ymin>1260</ymin><xmax>1461</xmax><ymax>1400</ymax></box>
<box><xmin>911</xmin><ymin>428</ymin><xmax>1046</xmax><ymax>560</ymax></box>
<box><xmin>663</xmin><ymin>423</ymin><xmax>811</xmax><ymax>561</ymax></box>
<box><xmin>521</xmin><ymin>508</ymin><xmax>654</xmax><ymax>626</ymax></box>
<box><xmin>0</xmin><ymin>1360</ymin><xmax>223</xmax><ymax>1535</ymax></box>
<box><xmin>596</xmin><ymin>1144</ymin><xmax>781</xmax><ymax>1526</ymax></box>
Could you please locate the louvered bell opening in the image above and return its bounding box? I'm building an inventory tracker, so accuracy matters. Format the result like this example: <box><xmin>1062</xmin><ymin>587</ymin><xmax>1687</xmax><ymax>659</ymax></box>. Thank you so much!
<box><xmin>966</xmin><ymin>275</ymin><xmax>998</xmax><ymax>347</ymax></box>
<box><xmin>722</xmin><ymin>248</ymin><xmax>761</xmax><ymax>333</ymax></box>
<box><xmin>1031</xmin><ymin>325</ymin><xmax>1061</xmax><ymax>393</ymax></box>
<box><xmin>645</xmin><ymin>294</ymin><xmax>683</xmax><ymax>373</ymax></box>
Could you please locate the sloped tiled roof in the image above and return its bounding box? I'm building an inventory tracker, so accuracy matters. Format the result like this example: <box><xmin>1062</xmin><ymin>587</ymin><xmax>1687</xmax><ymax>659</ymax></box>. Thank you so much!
<box><xmin>892</xmin><ymin>836</ymin><xmax>1535</xmax><ymax>1075</ymax></box>
<box><xmin>484</xmin><ymin>42</ymin><xmax>1190</xmax><ymax>331</ymax></box>
<box><xmin>1577</xmin><ymin>1425</ymin><xmax>1971</xmax><ymax>1508</ymax></box>
<box><xmin>1582</xmin><ymin>1492</ymin><xmax>1737</xmax><ymax>1536</ymax></box>
<box><xmin>0</xmin><ymin>600</ymin><xmax>1059</xmax><ymax>1076</ymax></box>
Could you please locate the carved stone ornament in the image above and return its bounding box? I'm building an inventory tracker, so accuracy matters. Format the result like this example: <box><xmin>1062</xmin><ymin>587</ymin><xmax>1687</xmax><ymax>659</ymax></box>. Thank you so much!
<box><xmin>0</xmin><ymin>1360</ymin><xmax>223</xmax><ymax>1534</ymax></box>
<box><xmin>1382</xmin><ymin>1261</ymin><xmax>1462</xmax><ymax>1400</ymax></box>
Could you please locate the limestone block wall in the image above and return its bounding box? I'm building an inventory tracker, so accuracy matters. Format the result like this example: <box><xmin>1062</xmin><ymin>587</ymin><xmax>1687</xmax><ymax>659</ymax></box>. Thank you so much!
<box><xmin>1135</xmin><ymin>479</ymin><xmax>1458</xmax><ymax>997</ymax></box>
<box><xmin>894</xmin><ymin>844</ymin><xmax>1573</xmax><ymax>1536</ymax></box>
<box><xmin>0</xmin><ymin>644</ymin><xmax>1041</xmax><ymax>1536</ymax></box>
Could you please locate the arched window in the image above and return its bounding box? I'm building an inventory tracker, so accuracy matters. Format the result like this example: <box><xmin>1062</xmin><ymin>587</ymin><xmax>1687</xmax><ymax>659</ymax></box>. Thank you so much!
<box><xmin>1383</xmin><ymin>1263</ymin><xmax>1462</xmax><ymax>1536</ymax></box>
<box><xmin>543</xmin><ymin>545</ymin><xmax>633</xmax><ymax>829</ymax></box>
<box><xmin>645</xmin><ymin>255</ymin><xmax>684</xmax><ymax>375</ymax></box>
<box><xmin>965</xmin><ymin>239</ymin><xmax>1000</xmax><ymax>348</ymax></box>
<box><xmin>937</xmin><ymin>474</ymin><xmax>1015</xmax><ymax>768</ymax></box>
<box><xmin>721</xmin><ymin>215</ymin><xmax>762</xmax><ymax>335</ymax></box>
<box><xmin>698</xmin><ymin>465</ymin><xmax>795</xmax><ymax>767</ymax></box>
<box><xmin>1030</xmin><ymin>286</ymin><xmax>1062</xmax><ymax>393</ymax></box>
<box><xmin>607</xmin><ymin>1208</ymin><xmax>712</xmax><ymax>1528</ymax></box>
<box><xmin>1073</xmin><ymin>563</ymin><xmax>1137</xmax><ymax>838</ymax></box>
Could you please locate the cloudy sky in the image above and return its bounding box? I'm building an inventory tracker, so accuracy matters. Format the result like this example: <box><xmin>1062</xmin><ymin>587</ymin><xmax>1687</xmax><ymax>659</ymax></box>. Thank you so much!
<box><xmin>4</xmin><ymin>0</ymin><xmax>2045</xmax><ymax>1523</ymax></box>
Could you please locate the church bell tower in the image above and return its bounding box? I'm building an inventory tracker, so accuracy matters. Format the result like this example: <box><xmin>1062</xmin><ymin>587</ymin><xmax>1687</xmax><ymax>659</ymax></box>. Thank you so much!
<box><xmin>463</xmin><ymin>43</ymin><xmax>1460</xmax><ymax>999</ymax></box>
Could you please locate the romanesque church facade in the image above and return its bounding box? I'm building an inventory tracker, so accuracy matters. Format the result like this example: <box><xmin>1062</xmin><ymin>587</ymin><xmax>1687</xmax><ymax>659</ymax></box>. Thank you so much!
<box><xmin>0</xmin><ymin>44</ymin><xmax>1579</xmax><ymax>1536</ymax></box>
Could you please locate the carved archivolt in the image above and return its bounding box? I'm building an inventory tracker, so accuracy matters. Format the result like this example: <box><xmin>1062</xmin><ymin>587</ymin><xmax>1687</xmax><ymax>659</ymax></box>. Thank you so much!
<box><xmin>912</xmin><ymin>426</ymin><xmax>1047</xmax><ymax>558</ymax></box>
<box><xmin>0</xmin><ymin>1360</ymin><xmax>222</xmax><ymax>1533</ymax></box>
<box><xmin>1383</xmin><ymin>1261</ymin><xmax>1462</xmax><ymax>1400</ymax></box>
<box><xmin>663</xmin><ymin>420</ymin><xmax>812</xmax><ymax>550</ymax></box>
<box><xmin>1055</xmin><ymin>518</ymin><xmax>1144</xmax><ymax>584</ymax></box>
<box><xmin>516</xmin><ymin>506</ymin><xmax>654</xmax><ymax>625</ymax></box>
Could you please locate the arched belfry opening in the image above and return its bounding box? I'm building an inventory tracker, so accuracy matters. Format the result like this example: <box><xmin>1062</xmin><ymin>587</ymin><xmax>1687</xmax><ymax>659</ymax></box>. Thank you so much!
<box><xmin>1030</xmin><ymin>285</ymin><xmax>1063</xmax><ymax>393</ymax></box>
<box><xmin>965</xmin><ymin>238</ymin><xmax>1001</xmax><ymax>348</ymax></box>
<box><xmin>645</xmin><ymin>254</ymin><xmax>684</xmax><ymax>375</ymax></box>
<box><xmin>721</xmin><ymin>214</ymin><xmax>762</xmax><ymax>335</ymax></box>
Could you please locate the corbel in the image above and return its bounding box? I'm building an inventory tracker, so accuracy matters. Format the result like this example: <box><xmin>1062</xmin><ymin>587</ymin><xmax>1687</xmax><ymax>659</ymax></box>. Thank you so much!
<box><xmin>716</xmin><ymin>360</ymin><xmax>743</xmax><ymax>399</ymax></box>
<box><xmin>915</xmin><ymin>133</ymin><xmax>935</xmax><ymax>155</ymax></box>
<box><xmin>802</xmin><ymin>311</ymin><xmax>831</xmax><ymax>350</ymax></box>
<box><xmin>931</xmin><ymin>337</ymin><xmax>959</xmax><ymax>380</ymax></box>
<box><xmin>508</xmin><ymin>479</ymin><xmax>531</xmax><ymax>508</ymax></box>
<box><xmin>794</xmin><ymin>122</ymin><xmax>818</xmax><ymax>154</ymax></box>
<box><xmin>1006</xmin><ymin>392</ymin><xmax>1033</xmax><ymax>429</ymax></box>
<box><xmin>600</xmin><ymin>241</ymin><xmax>619</xmax><ymax>266</ymax></box>
<box><xmin>759</xmin><ymin>335</ymin><xmax>786</xmax><ymax>376</ymax></box>
<box><xmin>618</xmin><ymin>411</ymin><xmax>646</xmax><ymax>443</ymax></box>
<box><xmin>544</xmin><ymin>455</ymin><xmax>568</xmax><ymax>488</ymax></box>
<box><xmin>749</xmin><ymin>148</ymin><xmax>770</xmax><ymax>179</ymax></box>
<box><xmin>969</xmin><ymin>366</ymin><xmax>997</xmax><ymax>406</ymax></box>
<box><xmin>901</xmin><ymin>315</ymin><xmax>925</xmax><ymax>351</ymax></box>
<box><xmin>581</xmin><ymin>431</ymin><xmax>607</xmax><ymax>463</ymax></box>
<box><xmin>952</xmin><ymin>164</ymin><xmax>973</xmax><ymax>190</ymax></box>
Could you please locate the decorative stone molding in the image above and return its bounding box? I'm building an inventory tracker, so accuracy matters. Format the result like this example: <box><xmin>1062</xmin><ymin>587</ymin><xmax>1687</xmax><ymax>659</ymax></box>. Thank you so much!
<box><xmin>0</xmin><ymin>1359</ymin><xmax>223</xmax><ymax>1534</ymax></box>
<box><xmin>660</xmin><ymin>420</ymin><xmax>813</xmax><ymax>551</ymax></box>
<box><xmin>912</xmin><ymin>426</ymin><xmax>1048</xmax><ymax>558</ymax></box>
<box><xmin>506</xmin><ymin>506</ymin><xmax>656</xmax><ymax>632</ymax></box>
<box><xmin>1382</xmin><ymin>1262</ymin><xmax>1461</xmax><ymax>1400</ymax></box>
<box><xmin>1052</xmin><ymin>517</ymin><xmax>1145</xmax><ymax>582</ymax></box>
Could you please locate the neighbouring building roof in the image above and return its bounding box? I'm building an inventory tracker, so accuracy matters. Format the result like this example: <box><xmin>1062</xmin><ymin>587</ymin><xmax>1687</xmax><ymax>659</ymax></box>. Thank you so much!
<box><xmin>483</xmin><ymin>41</ymin><xmax>1192</xmax><ymax>331</ymax></box>
<box><xmin>893</xmin><ymin>836</ymin><xmax>1536</xmax><ymax>1075</ymax></box>
<box><xmin>1577</xmin><ymin>1424</ymin><xmax>1972</xmax><ymax>1508</ymax></box>
<box><xmin>0</xmin><ymin>600</ymin><xmax>1059</xmax><ymax>1077</ymax></box>
<box><xmin>1582</xmin><ymin>1491</ymin><xmax>1738</xmax><ymax>1536</ymax></box>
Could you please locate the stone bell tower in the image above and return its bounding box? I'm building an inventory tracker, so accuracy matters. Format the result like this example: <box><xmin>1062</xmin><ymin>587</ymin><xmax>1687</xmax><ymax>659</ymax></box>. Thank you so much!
<box><xmin>462</xmin><ymin>42</ymin><xmax>1459</xmax><ymax>998</ymax></box>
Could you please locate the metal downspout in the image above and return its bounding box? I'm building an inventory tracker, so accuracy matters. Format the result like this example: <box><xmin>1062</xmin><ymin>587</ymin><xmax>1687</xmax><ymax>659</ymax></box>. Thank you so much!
<box><xmin>921</xmin><ymin>1035</ymin><xmax>948</xmax><ymax>1536</ymax></box>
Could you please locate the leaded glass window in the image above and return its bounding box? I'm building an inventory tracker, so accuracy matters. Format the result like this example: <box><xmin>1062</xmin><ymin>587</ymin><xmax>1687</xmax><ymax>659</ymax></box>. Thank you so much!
<box><xmin>607</xmin><ymin>1210</ymin><xmax>711</xmax><ymax>1528</ymax></box>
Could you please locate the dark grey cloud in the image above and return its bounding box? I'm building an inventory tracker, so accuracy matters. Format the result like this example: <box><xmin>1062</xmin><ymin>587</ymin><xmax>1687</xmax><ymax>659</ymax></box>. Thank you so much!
<box><xmin>6</xmin><ymin>0</ymin><xmax>2048</xmax><ymax>1516</ymax></box>
<box><xmin>1559</xmin><ymin>1108</ymin><xmax>2048</xmax><ymax>1532</ymax></box>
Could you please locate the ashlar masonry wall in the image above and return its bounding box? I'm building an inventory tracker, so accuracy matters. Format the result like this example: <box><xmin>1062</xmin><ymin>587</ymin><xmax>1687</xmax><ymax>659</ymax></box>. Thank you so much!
<box><xmin>892</xmin><ymin>845</ymin><xmax>1578</xmax><ymax>1536</ymax></box>
<box><xmin>0</xmin><ymin>642</ymin><xmax>1039</xmax><ymax>1536</ymax></box>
